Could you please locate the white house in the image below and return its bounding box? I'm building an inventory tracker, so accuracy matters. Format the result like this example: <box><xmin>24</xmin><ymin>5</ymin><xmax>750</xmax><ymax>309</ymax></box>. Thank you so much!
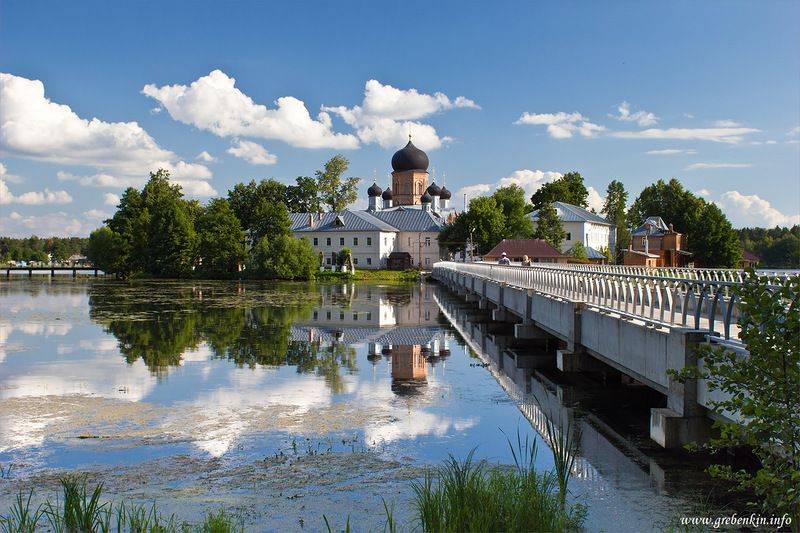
<box><xmin>290</xmin><ymin>139</ymin><xmax>455</xmax><ymax>269</ymax></box>
<box><xmin>531</xmin><ymin>201</ymin><xmax>616</xmax><ymax>260</ymax></box>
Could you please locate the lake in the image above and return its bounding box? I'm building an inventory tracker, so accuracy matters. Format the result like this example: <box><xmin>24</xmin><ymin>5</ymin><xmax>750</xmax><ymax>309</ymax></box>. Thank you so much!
<box><xmin>0</xmin><ymin>277</ymin><xmax>721</xmax><ymax>531</ymax></box>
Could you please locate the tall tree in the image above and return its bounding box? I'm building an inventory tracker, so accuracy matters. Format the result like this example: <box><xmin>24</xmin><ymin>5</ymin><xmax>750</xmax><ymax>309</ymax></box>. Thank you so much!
<box><xmin>601</xmin><ymin>179</ymin><xmax>631</xmax><ymax>263</ymax></box>
<box><xmin>196</xmin><ymin>198</ymin><xmax>246</xmax><ymax>276</ymax></box>
<box><xmin>250</xmin><ymin>201</ymin><xmax>293</xmax><ymax>243</ymax></box>
<box><xmin>86</xmin><ymin>226</ymin><xmax>125</xmax><ymax>276</ymax></box>
<box><xmin>692</xmin><ymin>203</ymin><xmax>742</xmax><ymax>268</ymax></box>
<box><xmin>533</xmin><ymin>202</ymin><xmax>566</xmax><ymax>250</ymax></box>
<box><xmin>464</xmin><ymin>196</ymin><xmax>506</xmax><ymax>254</ymax></box>
<box><xmin>492</xmin><ymin>184</ymin><xmax>534</xmax><ymax>239</ymax></box>
<box><xmin>531</xmin><ymin>172</ymin><xmax>589</xmax><ymax>209</ymax></box>
<box><xmin>227</xmin><ymin>179</ymin><xmax>287</xmax><ymax>231</ymax></box>
<box><xmin>286</xmin><ymin>176</ymin><xmax>322</xmax><ymax>212</ymax></box>
<box><xmin>315</xmin><ymin>155</ymin><xmax>360</xmax><ymax>212</ymax></box>
<box><xmin>249</xmin><ymin>234</ymin><xmax>318</xmax><ymax>280</ymax></box>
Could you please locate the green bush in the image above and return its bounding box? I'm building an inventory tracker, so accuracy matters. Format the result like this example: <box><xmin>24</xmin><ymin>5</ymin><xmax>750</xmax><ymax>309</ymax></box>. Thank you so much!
<box><xmin>248</xmin><ymin>235</ymin><xmax>318</xmax><ymax>280</ymax></box>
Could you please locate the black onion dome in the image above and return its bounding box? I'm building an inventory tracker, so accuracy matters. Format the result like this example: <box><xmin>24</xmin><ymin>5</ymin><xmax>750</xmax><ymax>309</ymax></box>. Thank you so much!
<box><xmin>439</xmin><ymin>186</ymin><xmax>452</xmax><ymax>200</ymax></box>
<box><xmin>426</xmin><ymin>182</ymin><xmax>441</xmax><ymax>196</ymax></box>
<box><xmin>367</xmin><ymin>182</ymin><xmax>382</xmax><ymax>197</ymax></box>
<box><xmin>382</xmin><ymin>186</ymin><xmax>393</xmax><ymax>200</ymax></box>
<box><xmin>391</xmin><ymin>140</ymin><xmax>429</xmax><ymax>172</ymax></box>
<box><xmin>420</xmin><ymin>191</ymin><xmax>432</xmax><ymax>203</ymax></box>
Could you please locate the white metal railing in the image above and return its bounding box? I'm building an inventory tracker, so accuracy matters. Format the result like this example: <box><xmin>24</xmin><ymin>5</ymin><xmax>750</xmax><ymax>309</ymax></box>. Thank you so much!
<box><xmin>432</xmin><ymin>261</ymin><xmax>759</xmax><ymax>343</ymax></box>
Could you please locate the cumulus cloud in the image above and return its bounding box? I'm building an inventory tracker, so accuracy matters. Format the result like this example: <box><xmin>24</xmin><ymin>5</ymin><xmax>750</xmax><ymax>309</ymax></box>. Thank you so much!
<box><xmin>695</xmin><ymin>188</ymin><xmax>711</xmax><ymax>197</ymax></box>
<box><xmin>610</xmin><ymin>102</ymin><xmax>658</xmax><ymax>126</ymax></box>
<box><xmin>717</xmin><ymin>191</ymin><xmax>800</xmax><ymax>227</ymax></box>
<box><xmin>645</xmin><ymin>148</ymin><xmax>697</xmax><ymax>155</ymax></box>
<box><xmin>0</xmin><ymin>162</ymin><xmax>24</xmax><ymax>183</ymax></box>
<box><xmin>83</xmin><ymin>209</ymin><xmax>110</xmax><ymax>219</ymax></box>
<box><xmin>143</xmin><ymin>69</ymin><xmax>358</xmax><ymax>150</ymax></box>
<box><xmin>321</xmin><ymin>79</ymin><xmax>478</xmax><ymax>150</ymax></box>
<box><xmin>195</xmin><ymin>150</ymin><xmax>217</xmax><ymax>163</ymax></box>
<box><xmin>612</xmin><ymin>127</ymin><xmax>759</xmax><ymax>143</ymax></box>
<box><xmin>0</xmin><ymin>72</ymin><xmax>214</xmax><ymax>196</ymax></box>
<box><xmin>684</xmin><ymin>162</ymin><xmax>752</xmax><ymax>170</ymax></box>
<box><xmin>103</xmin><ymin>192</ymin><xmax>120</xmax><ymax>206</ymax></box>
<box><xmin>586</xmin><ymin>187</ymin><xmax>605</xmax><ymax>213</ymax></box>
<box><xmin>514</xmin><ymin>111</ymin><xmax>605</xmax><ymax>139</ymax></box>
<box><xmin>226</xmin><ymin>139</ymin><xmax>277</xmax><ymax>165</ymax></box>
<box><xmin>57</xmin><ymin>163</ymin><xmax>217</xmax><ymax>196</ymax></box>
<box><xmin>0</xmin><ymin>210</ymin><xmax>99</xmax><ymax>237</ymax></box>
<box><xmin>0</xmin><ymin>179</ymin><xmax>72</xmax><ymax>205</ymax></box>
<box><xmin>455</xmin><ymin>169</ymin><xmax>564</xmax><ymax>205</ymax></box>
<box><xmin>713</xmin><ymin>119</ymin><xmax>742</xmax><ymax>128</ymax></box>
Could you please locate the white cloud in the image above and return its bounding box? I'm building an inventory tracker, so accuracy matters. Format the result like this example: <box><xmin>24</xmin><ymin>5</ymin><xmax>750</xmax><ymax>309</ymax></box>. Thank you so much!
<box><xmin>645</xmin><ymin>148</ymin><xmax>697</xmax><ymax>155</ymax></box>
<box><xmin>0</xmin><ymin>179</ymin><xmax>72</xmax><ymax>205</ymax></box>
<box><xmin>695</xmin><ymin>188</ymin><xmax>711</xmax><ymax>197</ymax></box>
<box><xmin>717</xmin><ymin>191</ymin><xmax>800</xmax><ymax>227</ymax></box>
<box><xmin>103</xmin><ymin>192</ymin><xmax>120</xmax><ymax>206</ymax></box>
<box><xmin>611</xmin><ymin>102</ymin><xmax>658</xmax><ymax>126</ymax></box>
<box><xmin>321</xmin><ymin>79</ymin><xmax>478</xmax><ymax>150</ymax></box>
<box><xmin>0</xmin><ymin>210</ymin><xmax>99</xmax><ymax>237</ymax></box>
<box><xmin>57</xmin><ymin>162</ymin><xmax>217</xmax><ymax>197</ymax></box>
<box><xmin>684</xmin><ymin>162</ymin><xmax>752</xmax><ymax>170</ymax></box>
<box><xmin>788</xmin><ymin>126</ymin><xmax>800</xmax><ymax>136</ymax></box>
<box><xmin>0</xmin><ymin>72</ymin><xmax>214</xmax><ymax>196</ymax></box>
<box><xmin>0</xmin><ymin>162</ymin><xmax>24</xmax><ymax>183</ymax></box>
<box><xmin>83</xmin><ymin>209</ymin><xmax>110</xmax><ymax>219</ymax></box>
<box><xmin>586</xmin><ymin>186</ymin><xmax>605</xmax><ymax>212</ymax></box>
<box><xmin>195</xmin><ymin>150</ymin><xmax>217</xmax><ymax>163</ymax></box>
<box><xmin>143</xmin><ymin>69</ymin><xmax>359</xmax><ymax>149</ymax></box>
<box><xmin>514</xmin><ymin>111</ymin><xmax>605</xmax><ymax>139</ymax></box>
<box><xmin>455</xmin><ymin>169</ymin><xmax>564</xmax><ymax>206</ymax></box>
<box><xmin>713</xmin><ymin>119</ymin><xmax>742</xmax><ymax>128</ymax></box>
<box><xmin>226</xmin><ymin>139</ymin><xmax>277</xmax><ymax>165</ymax></box>
<box><xmin>613</xmin><ymin>127</ymin><xmax>760</xmax><ymax>143</ymax></box>
<box><xmin>456</xmin><ymin>183</ymin><xmax>492</xmax><ymax>202</ymax></box>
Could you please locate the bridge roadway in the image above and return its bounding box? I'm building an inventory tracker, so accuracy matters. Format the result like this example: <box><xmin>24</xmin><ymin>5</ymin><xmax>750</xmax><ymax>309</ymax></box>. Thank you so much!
<box><xmin>430</xmin><ymin>261</ymin><xmax>767</xmax><ymax>448</ymax></box>
<box><xmin>5</xmin><ymin>266</ymin><xmax>104</xmax><ymax>278</ymax></box>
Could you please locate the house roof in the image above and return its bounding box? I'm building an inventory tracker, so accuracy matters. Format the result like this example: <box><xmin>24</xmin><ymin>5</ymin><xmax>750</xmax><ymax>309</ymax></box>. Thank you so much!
<box><xmin>531</xmin><ymin>201</ymin><xmax>614</xmax><ymax>226</ymax></box>
<box><xmin>625</xmin><ymin>249</ymin><xmax>660</xmax><ymax>258</ymax></box>
<box><xmin>289</xmin><ymin>208</ymin><xmax>445</xmax><ymax>233</ymax></box>
<box><xmin>584</xmin><ymin>246</ymin><xmax>606</xmax><ymax>260</ymax></box>
<box><xmin>632</xmin><ymin>216</ymin><xmax>671</xmax><ymax>236</ymax></box>
<box><xmin>742</xmin><ymin>250</ymin><xmax>761</xmax><ymax>262</ymax></box>
<box><xmin>484</xmin><ymin>239</ymin><xmax>564</xmax><ymax>258</ymax></box>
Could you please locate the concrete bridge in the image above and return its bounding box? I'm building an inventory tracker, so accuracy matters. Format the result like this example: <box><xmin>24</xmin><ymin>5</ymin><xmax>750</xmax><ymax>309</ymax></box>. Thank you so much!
<box><xmin>5</xmin><ymin>266</ymin><xmax>104</xmax><ymax>278</ymax></box>
<box><xmin>431</xmin><ymin>261</ymin><xmax>773</xmax><ymax>448</ymax></box>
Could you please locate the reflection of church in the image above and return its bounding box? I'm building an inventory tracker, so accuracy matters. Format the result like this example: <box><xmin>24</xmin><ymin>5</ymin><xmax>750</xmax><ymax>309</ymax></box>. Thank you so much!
<box><xmin>291</xmin><ymin>283</ymin><xmax>452</xmax><ymax>395</ymax></box>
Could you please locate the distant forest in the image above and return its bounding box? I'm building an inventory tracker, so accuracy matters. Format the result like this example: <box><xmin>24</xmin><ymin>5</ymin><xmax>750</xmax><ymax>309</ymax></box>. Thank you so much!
<box><xmin>736</xmin><ymin>226</ymin><xmax>800</xmax><ymax>268</ymax></box>
<box><xmin>0</xmin><ymin>236</ymin><xmax>88</xmax><ymax>263</ymax></box>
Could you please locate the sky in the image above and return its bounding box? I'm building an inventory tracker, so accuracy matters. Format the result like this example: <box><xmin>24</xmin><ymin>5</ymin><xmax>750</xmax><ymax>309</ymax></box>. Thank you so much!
<box><xmin>1</xmin><ymin>0</ymin><xmax>799</xmax><ymax>237</ymax></box>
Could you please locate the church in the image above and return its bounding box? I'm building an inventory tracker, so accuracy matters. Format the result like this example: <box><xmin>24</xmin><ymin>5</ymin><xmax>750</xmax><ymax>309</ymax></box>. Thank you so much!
<box><xmin>290</xmin><ymin>138</ymin><xmax>456</xmax><ymax>269</ymax></box>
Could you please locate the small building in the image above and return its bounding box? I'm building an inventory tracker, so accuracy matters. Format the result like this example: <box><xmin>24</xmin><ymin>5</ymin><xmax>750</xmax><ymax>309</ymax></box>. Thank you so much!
<box><xmin>530</xmin><ymin>201</ymin><xmax>617</xmax><ymax>259</ymax></box>
<box><xmin>740</xmin><ymin>250</ymin><xmax>761</xmax><ymax>269</ymax></box>
<box><xmin>626</xmin><ymin>216</ymin><xmax>692</xmax><ymax>267</ymax></box>
<box><xmin>67</xmin><ymin>254</ymin><xmax>89</xmax><ymax>266</ymax></box>
<box><xmin>483</xmin><ymin>239</ymin><xmax>568</xmax><ymax>263</ymax></box>
<box><xmin>622</xmin><ymin>248</ymin><xmax>660</xmax><ymax>268</ymax></box>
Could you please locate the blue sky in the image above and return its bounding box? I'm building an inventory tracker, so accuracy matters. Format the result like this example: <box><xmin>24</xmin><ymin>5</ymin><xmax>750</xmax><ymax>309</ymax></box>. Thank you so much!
<box><xmin>1</xmin><ymin>0</ymin><xmax>798</xmax><ymax>236</ymax></box>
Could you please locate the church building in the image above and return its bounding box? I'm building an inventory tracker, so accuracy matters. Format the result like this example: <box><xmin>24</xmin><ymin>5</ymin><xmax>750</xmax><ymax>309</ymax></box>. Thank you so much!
<box><xmin>290</xmin><ymin>138</ymin><xmax>455</xmax><ymax>269</ymax></box>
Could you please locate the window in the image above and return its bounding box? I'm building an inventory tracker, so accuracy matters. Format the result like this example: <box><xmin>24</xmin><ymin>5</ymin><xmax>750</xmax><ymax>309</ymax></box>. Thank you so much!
<box><xmin>340</xmin><ymin>237</ymin><xmax>345</xmax><ymax>246</ymax></box>
<box><xmin>326</xmin><ymin>237</ymin><xmax>331</xmax><ymax>246</ymax></box>
<box><xmin>326</xmin><ymin>311</ymin><xmax>331</xmax><ymax>319</ymax></box>
<box><xmin>313</xmin><ymin>311</ymin><xmax>318</xmax><ymax>320</ymax></box>
<box><xmin>339</xmin><ymin>312</ymin><xmax>344</xmax><ymax>320</ymax></box>
<box><xmin>326</xmin><ymin>257</ymin><xmax>331</xmax><ymax>265</ymax></box>
<box><xmin>353</xmin><ymin>237</ymin><xmax>358</xmax><ymax>246</ymax></box>
<box><xmin>367</xmin><ymin>257</ymin><xmax>372</xmax><ymax>265</ymax></box>
<box><xmin>353</xmin><ymin>258</ymin><xmax>359</xmax><ymax>265</ymax></box>
<box><xmin>425</xmin><ymin>237</ymin><xmax>431</xmax><ymax>246</ymax></box>
<box><xmin>566</xmin><ymin>232</ymin><xmax>572</xmax><ymax>241</ymax></box>
<box><xmin>353</xmin><ymin>313</ymin><xmax>358</xmax><ymax>321</ymax></box>
<box><xmin>366</xmin><ymin>237</ymin><xmax>372</xmax><ymax>246</ymax></box>
<box><xmin>313</xmin><ymin>237</ymin><xmax>318</xmax><ymax>246</ymax></box>
<box><xmin>384</xmin><ymin>237</ymin><xmax>388</xmax><ymax>245</ymax></box>
<box><xmin>408</xmin><ymin>237</ymin><xmax>411</xmax><ymax>246</ymax></box>
<box><xmin>425</xmin><ymin>257</ymin><xmax>430</xmax><ymax>265</ymax></box>
<box><xmin>366</xmin><ymin>312</ymin><xmax>372</xmax><ymax>321</ymax></box>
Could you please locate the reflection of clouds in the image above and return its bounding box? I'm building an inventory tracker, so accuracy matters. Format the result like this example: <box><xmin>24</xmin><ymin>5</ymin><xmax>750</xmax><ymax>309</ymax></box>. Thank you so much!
<box><xmin>365</xmin><ymin>410</ymin><xmax>477</xmax><ymax>446</ymax></box>
<box><xmin>0</xmin><ymin>414</ymin><xmax>48</xmax><ymax>452</ymax></box>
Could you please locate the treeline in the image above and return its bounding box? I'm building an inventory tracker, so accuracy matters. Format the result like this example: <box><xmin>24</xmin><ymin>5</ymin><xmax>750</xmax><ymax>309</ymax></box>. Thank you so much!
<box><xmin>0</xmin><ymin>236</ymin><xmax>88</xmax><ymax>263</ymax></box>
<box><xmin>736</xmin><ymin>226</ymin><xmax>800</xmax><ymax>268</ymax></box>
<box><xmin>87</xmin><ymin>155</ymin><xmax>361</xmax><ymax>280</ymax></box>
<box><xmin>440</xmin><ymin>173</ymin><xmax>748</xmax><ymax>268</ymax></box>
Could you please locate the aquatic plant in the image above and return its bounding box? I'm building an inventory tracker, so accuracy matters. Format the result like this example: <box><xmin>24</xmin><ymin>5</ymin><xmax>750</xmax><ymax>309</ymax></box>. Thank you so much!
<box><xmin>323</xmin><ymin>513</ymin><xmax>351</xmax><ymax>533</ymax></box>
<box><xmin>0</xmin><ymin>490</ymin><xmax>42</xmax><ymax>533</ymax></box>
<box><xmin>0</xmin><ymin>464</ymin><xmax>12</xmax><ymax>479</ymax></box>
<box><xmin>199</xmin><ymin>508</ymin><xmax>244</xmax><ymax>533</ymax></box>
<box><xmin>43</xmin><ymin>475</ymin><xmax>110</xmax><ymax>533</ymax></box>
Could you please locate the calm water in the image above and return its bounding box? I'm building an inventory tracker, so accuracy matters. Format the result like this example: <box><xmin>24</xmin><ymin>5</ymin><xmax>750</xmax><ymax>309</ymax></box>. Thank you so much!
<box><xmin>0</xmin><ymin>277</ymin><xmax>719</xmax><ymax>530</ymax></box>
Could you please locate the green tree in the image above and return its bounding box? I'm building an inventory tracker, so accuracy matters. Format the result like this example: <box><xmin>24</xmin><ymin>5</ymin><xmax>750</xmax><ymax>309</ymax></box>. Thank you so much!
<box><xmin>196</xmin><ymin>198</ymin><xmax>246</xmax><ymax>276</ymax></box>
<box><xmin>689</xmin><ymin>272</ymin><xmax>799</xmax><ymax>524</ymax></box>
<box><xmin>227</xmin><ymin>179</ymin><xmax>287</xmax><ymax>231</ymax></box>
<box><xmin>492</xmin><ymin>184</ymin><xmax>534</xmax><ymax>239</ymax></box>
<box><xmin>692</xmin><ymin>203</ymin><xmax>742</xmax><ymax>268</ymax></box>
<box><xmin>533</xmin><ymin>202</ymin><xmax>566</xmax><ymax>250</ymax></box>
<box><xmin>763</xmin><ymin>234</ymin><xmax>800</xmax><ymax>268</ymax></box>
<box><xmin>437</xmin><ymin>212</ymin><xmax>470</xmax><ymax>254</ymax></box>
<box><xmin>464</xmin><ymin>196</ymin><xmax>506</xmax><ymax>253</ymax></box>
<box><xmin>315</xmin><ymin>155</ymin><xmax>360</xmax><ymax>212</ymax></box>
<box><xmin>86</xmin><ymin>226</ymin><xmax>125</xmax><ymax>275</ymax></box>
<box><xmin>249</xmin><ymin>234</ymin><xmax>318</xmax><ymax>280</ymax></box>
<box><xmin>531</xmin><ymin>172</ymin><xmax>588</xmax><ymax>209</ymax></box>
<box><xmin>601</xmin><ymin>179</ymin><xmax>630</xmax><ymax>263</ymax></box>
<box><xmin>568</xmin><ymin>242</ymin><xmax>588</xmax><ymax>261</ymax></box>
<box><xmin>106</xmin><ymin>187</ymin><xmax>147</xmax><ymax>274</ymax></box>
<box><xmin>250</xmin><ymin>201</ymin><xmax>293</xmax><ymax>243</ymax></box>
<box><xmin>286</xmin><ymin>176</ymin><xmax>322</xmax><ymax>212</ymax></box>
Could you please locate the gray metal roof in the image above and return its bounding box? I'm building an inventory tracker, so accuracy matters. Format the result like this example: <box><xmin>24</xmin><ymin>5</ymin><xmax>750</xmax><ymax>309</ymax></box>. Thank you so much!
<box><xmin>632</xmin><ymin>216</ymin><xmax>670</xmax><ymax>236</ymax></box>
<box><xmin>585</xmin><ymin>246</ymin><xmax>606</xmax><ymax>260</ymax></box>
<box><xmin>290</xmin><ymin>210</ymin><xmax>396</xmax><ymax>232</ymax></box>
<box><xmin>290</xmin><ymin>208</ymin><xmax>444</xmax><ymax>233</ymax></box>
<box><xmin>531</xmin><ymin>201</ymin><xmax>614</xmax><ymax>226</ymax></box>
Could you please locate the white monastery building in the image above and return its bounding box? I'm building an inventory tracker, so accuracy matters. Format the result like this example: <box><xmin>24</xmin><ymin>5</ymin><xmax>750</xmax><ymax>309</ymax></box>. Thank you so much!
<box><xmin>290</xmin><ymin>138</ymin><xmax>455</xmax><ymax>269</ymax></box>
<box><xmin>530</xmin><ymin>201</ymin><xmax>616</xmax><ymax>260</ymax></box>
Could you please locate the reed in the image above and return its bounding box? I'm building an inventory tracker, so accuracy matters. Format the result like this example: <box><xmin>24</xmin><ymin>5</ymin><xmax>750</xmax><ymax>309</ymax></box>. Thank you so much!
<box><xmin>0</xmin><ymin>490</ymin><xmax>41</xmax><ymax>533</ymax></box>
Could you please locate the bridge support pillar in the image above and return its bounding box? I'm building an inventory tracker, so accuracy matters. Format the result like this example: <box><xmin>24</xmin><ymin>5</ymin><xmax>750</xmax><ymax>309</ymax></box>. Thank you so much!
<box><xmin>514</xmin><ymin>323</ymin><xmax>548</xmax><ymax>340</ymax></box>
<box><xmin>478</xmin><ymin>297</ymin><xmax>492</xmax><ymax>310</ymax></box>
<box><xmin>556</xmin><ymin>349</ymin><xmax>606</xmax><ymax>373</ymax></box>
<box><xmin>650</xmin><ymin>330</ymin><xmax>713</xmax><ymax>448</ymax></box>
<box><xmin>492</xmin><ymin>307</ymin><xmax>517</xmax><ymax>323</ymax></box>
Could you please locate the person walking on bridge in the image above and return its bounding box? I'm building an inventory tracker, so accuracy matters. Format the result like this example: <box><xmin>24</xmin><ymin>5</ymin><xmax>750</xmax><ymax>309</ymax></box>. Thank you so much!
<box><xmin>498</xmin><ymin>252</ymin><xmax>511</xmax><ymax>265</ymax></box>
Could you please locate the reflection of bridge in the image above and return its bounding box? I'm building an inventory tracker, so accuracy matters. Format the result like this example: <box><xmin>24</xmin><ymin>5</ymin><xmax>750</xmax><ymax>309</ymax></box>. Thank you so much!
<box><xmin>5</xmin><ymin>266</ymin><xmax>104</xmax><ymax>278</ymax></box>
<box><xmin>432</xmin><ymin>261</ymin><xmax>763</xmax><ymax>448</ymax></box>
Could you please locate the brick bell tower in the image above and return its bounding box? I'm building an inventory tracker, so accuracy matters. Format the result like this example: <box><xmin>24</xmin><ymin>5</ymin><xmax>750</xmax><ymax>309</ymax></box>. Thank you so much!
<box><xmin>390</xmin><ymin>136</ymin><xmax>429</xmax><ymax>206</ymax></box>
